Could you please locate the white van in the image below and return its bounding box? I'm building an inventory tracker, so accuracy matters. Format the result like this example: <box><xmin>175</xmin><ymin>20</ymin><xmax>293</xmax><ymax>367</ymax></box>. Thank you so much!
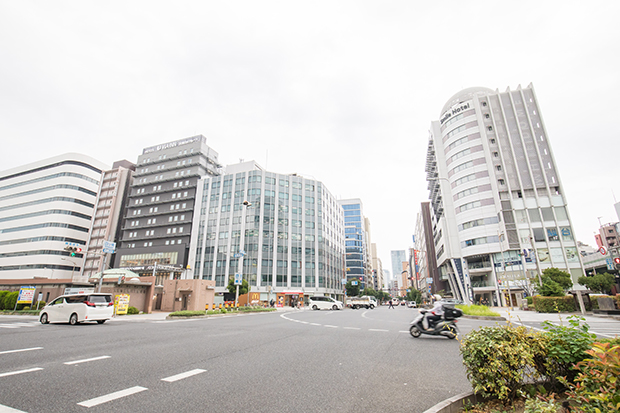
<box><xmin>39</xmin><ymin>293</ymin><xmax>114</xmax><ymax>325</ymax></box>
<box><xmin>308</xmin><ymin>296</ymin><xmax>343</xmax><ymax>311</ymax></box>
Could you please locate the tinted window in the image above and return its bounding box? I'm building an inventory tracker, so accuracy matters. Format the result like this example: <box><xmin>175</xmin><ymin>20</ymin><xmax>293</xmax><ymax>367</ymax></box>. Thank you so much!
<box><xmin>65</xmin><ymin>295</ymin><xmax>87</xmax><ymax>304</ymax></box>
<box><xmin>89</xmin><ymin>295</ymin><xmax>111</xmax><ymax>303</ymax></box>
<box><xmin>51</xmin><ymin>297</ymin><xmax>64</xmax><ymax>305</ymax></box>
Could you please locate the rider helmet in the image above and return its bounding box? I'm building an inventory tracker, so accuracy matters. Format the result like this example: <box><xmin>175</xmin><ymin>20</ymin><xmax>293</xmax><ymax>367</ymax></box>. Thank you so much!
<box><xmin>433</xmin><ymin>294</ymin><xmax>442</xmax><ymax>302</ymax></box>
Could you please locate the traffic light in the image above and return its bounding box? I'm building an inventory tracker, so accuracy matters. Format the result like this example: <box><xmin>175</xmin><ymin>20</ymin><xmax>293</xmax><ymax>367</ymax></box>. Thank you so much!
<box><xmin>614</xmin><ymin>257</ymin><xmax>620</xmax><ymax>270</ymax></box>
<box><xmin>64</xmin><ymin>246</ymin><xmax>82</xmax><ymax>257</ymax></box>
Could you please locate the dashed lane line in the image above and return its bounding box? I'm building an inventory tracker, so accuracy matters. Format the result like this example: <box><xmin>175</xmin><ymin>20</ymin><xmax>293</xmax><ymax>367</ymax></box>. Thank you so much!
<box><xmin>369</xmin><ymin>329</ymin><xmax>389</xmax><ymax>332</ymax></box>
<box><xmin>0</xmin><ymin>368</ymin><xmax>44</xmax><ymax>378</ymax></box>
<box><xmin>64</xmin><ymin>356</ymin><xmax>111</xmax><ymax>365</ymax></box>
<box><xmin>0</xmin><ymin>347</ymin><xmax>43</xmax><ymax>355</ymax></box>
<box><xmin>161</xmin><ymin>369</ymin><xmax>206</xmax><ymax>383</ymax></box>
<box><xmin>77</xmin><ymin>386</ymin><xmax>148</xmax><ymax>408</ymax></box>
<box><xmin>0</xmin><ymin>403</ymin><xmax>27</xmax><ymax>412</ymax></box>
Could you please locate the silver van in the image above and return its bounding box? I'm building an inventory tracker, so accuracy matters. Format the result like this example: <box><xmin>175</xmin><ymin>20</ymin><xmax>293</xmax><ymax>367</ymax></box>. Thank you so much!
<box><xmin>308</xmin><ymin>296</ymin><xmax>343</xmax><ymax>311</ymax></box>
<box><xmin>39</xmin><ymin>293</ymin><xmax>114</xmax><ymax>325</ymax></box>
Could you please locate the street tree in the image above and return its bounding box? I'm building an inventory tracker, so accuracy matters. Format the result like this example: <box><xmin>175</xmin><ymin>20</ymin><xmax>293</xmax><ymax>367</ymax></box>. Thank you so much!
<box><xmin>345</xmin><ymin>280</ymin><xmax>360</xmax><ymax>297</ymax></box>
<box><xmin>541</xmin><ymin>267</ymin><xmax>573</xmax><ymax>291</ymax></box>
<box><xmin>405</xmin><ymin>289</ymin><xmax>422</xmax><ymax>303</ymax></box>
<box><xmin>226</xmin><ymin>276</ymin><xmax>249</xmax><ymax>295</ymax></box>
<box><xmin>578</xmin><ymin>273</ymin><xmax>615</xmax><ymax>294</ymax></box>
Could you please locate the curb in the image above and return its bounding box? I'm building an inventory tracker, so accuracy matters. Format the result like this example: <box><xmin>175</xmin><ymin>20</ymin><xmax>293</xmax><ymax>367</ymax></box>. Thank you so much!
<box><xmin>423</xmin><ymin>391</ymin><xmax>484</xmax><ymax>413</ymax></box>
<box><xmin>462</xmin><ymin>315</ymin><xmax>506</xmax><ymax>321</ymax></box>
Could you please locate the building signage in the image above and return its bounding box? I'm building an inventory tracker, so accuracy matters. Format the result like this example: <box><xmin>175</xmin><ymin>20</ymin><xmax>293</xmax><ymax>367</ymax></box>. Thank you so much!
<box><xmin>115</xmin><ymin>294</ymin><xmax>130</xmax><ymax>315</ymax></box>
<box><xmin>143</xmin><ymin>136</ymin><xmax>203</xmax><ymax>154</ymax></box>
<box><xmin>17</xmin><ymin>286</ymin><xmax>36</xmax><ymax>304</ymax></box>
<box><xmin>440</xmin><ymin>101</ymin><xmax>471</xmax><ymax>125</ymax></box>
<box><xmin>64</xmin><ymin>287</ymin><xmax>95</xmax><ymax>295</ymax></box>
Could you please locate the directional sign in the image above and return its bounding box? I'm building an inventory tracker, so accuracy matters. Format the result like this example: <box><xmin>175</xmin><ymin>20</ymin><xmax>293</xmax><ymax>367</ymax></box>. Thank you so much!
<box><xmin>103</xmin><ymin>241</ymin><xmax>116</xmax><ymax>254</ymax></box>
<box><xmin>234</xmin><ymin>273</ymin><xmax>243</xmax><ymax>285</ymax></box>
<box><xmin>606</xmin><ymin>258</ymin><xmax>614</xmax><ymax>270</ymax></box>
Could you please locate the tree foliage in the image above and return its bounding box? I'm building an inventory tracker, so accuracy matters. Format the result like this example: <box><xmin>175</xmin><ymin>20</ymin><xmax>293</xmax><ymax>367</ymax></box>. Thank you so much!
<box><xmin>405</xmin><ymin>289</ymin><xmax>422</xmax><ymax>303</ymax></box>
<box><xmin>578</xmin><ymin>273</ymin><xmax>615</xmax><ymax>294</ymax></box>
<box><xmin>541</xmin><ymin>267</ymin><xmax>573</xmax><ymax>291</ymax></box>
<box><xmin>226</xmin><ymin>276</ymin><xmax>249</xmax><ymax>295</ymax></box>
<box><xmin>345</xmin><ymin>280</ymin><xmax>360</xmax><ymax>297</ymax></box>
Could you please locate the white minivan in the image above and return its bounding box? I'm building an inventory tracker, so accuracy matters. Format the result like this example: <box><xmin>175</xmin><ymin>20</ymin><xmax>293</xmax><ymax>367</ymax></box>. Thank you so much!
<box><xmin>308</xmin><ymin>296</ymin><xmax>343</xmax><ymax>311</ymax></box>
<box><xmin>39</xmin><ymin>293</ymin><xmax>114</xmax><ymax>325</ymax></box>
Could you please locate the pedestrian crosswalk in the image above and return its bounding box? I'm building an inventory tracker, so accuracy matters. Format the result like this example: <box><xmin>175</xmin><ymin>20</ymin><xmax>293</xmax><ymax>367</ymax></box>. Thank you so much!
<box><xmin>0</xmin><ymin>322</ymin><xmax>39</xmax><ymax>329</ymax></box>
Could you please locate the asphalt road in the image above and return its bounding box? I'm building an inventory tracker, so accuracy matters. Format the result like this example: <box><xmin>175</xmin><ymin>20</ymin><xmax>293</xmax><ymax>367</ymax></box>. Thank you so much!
<box><xmin>0</xmin><ymin>306</ymin><xmax>485</xmax><ymax>413</ymax></box>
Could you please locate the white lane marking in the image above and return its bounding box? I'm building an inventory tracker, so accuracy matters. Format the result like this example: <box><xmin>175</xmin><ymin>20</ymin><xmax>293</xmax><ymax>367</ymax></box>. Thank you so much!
<box><xmin>77</xmin><ymin>386</ymin><xmax>148</xmax><ymax>408</ymax></box>
<box><xmin>324</xmin><ymin>325</ymin><xmax>337</xmax><ymax>328</ymax></box>
<box><xmin>0</xmin><ymin>367</ymin><xmax>43</xmax><ymax>378</ymax></box>
<box><xmin>369</xmin><ymin>329</ymin><xmax>389</xmax><ymax>332</ymax></box>
<box><xmin>64</xmin><ymin>356</ymin><xmax>111</xmax><ymax>365</ymax></box>
<box><xmin>343</xmin><ymin>327</ymin><xmax>360</xmax><ymax>330</ymax></box>
<box><xmin>0</xmin><ymin>325</ymin><xmax>19</xmax><ymax>329</ymax></box>
<box><xmin>399</xmin><ymin>330</ymin><xmax>410</xmax><ymax>333</ymax></box>
<box><xmin>0</xmin><ymin>347</ymin><xmax>43</xmax><ymax>355</ymax></box>
<box><xmin>309</xmin><ymin>323</ymin><xmax>320</xmax><ymax>326</ymax></box>
<box><xmin>0</xmin><ymin>403</ymin><xmax>27</xmax><ymax>412</ymax></box>
<box><xmin>161</xmin><ymin>369</ymin><xmax>206</xmax><ymax>383</ymax></box>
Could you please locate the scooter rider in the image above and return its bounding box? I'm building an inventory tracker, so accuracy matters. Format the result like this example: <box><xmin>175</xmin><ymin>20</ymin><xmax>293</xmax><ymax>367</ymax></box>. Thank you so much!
<box><xmin>425</xmin><ymin>294</ymin><xmax>444</xmax><ymax>330</ymax></box>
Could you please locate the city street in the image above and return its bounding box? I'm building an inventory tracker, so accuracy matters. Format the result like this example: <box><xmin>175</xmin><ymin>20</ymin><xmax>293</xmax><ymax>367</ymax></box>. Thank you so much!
<box><xmin>0</xmin><ymin>306</ymin><xmax>479</xmax><ymax>413</ymax></box>
<box><xmin>2</xmin><ymin>307</ymin><xmax>619</xmax><ymax>413</ymax></box>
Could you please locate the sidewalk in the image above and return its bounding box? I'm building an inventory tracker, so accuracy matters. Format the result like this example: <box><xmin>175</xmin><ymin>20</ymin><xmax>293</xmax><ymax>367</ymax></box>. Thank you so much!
<box><xmin>489</xmin><ymin>306</ymin><xmax>620</xmax><ymax>323</ymax></box>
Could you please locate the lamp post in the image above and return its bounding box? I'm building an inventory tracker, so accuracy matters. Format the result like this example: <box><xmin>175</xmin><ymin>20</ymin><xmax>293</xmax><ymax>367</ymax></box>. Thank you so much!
<box><xmin>61</xmin><ymin>257</ymin><xmax>78</xmax><ymax>280</ymax></box>
<box><xmin>235</xmin><ymin>200</ymin><xmax>252</xmax><ymax>307</ymax></box>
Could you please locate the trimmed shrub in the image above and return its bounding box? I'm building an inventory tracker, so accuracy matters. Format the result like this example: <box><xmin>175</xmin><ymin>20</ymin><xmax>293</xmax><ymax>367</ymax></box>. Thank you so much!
<box><xmin>533</xmin><ymin>296</ymin><xmax>576</xmax><ymax>313</ymax></box>
<box><xmin>0</xmin><ymin>291</ymin><xmax>8</xmax><ymax>310</ymax></box>
<box><xmin>127</xmin><ymin>306</ymin><xmax>139</xmax><ymax>315</ymax></box>
<box><xmin>1</xmin><ymin>291</ymin><xmax>19</xmax><ymax>311</ymax></box>
<box><xmin>460</xmin><ymin>324</ymin><xmax>547</xmax><ymax>401</ymax></box>
<box><xmin>563</xmin><ymin>342</ymin><xmax>620</xmax><ymax>413</ymax></box>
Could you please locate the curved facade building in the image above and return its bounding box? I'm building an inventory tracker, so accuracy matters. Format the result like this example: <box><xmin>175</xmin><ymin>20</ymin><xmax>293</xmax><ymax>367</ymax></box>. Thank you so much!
<box><xmin>424</xmin><ymin>84</ymin><xmax>584</xmax><ymax>305</ymax></box>
<box><xmin>0</xmin><ymin>153</ymin><xmax>108</xmax><ymax>280</ymax></box>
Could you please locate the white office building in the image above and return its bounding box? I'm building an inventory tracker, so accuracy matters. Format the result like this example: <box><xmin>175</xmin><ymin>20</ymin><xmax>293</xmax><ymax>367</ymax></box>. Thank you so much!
<box><xmin>0</xmin><ymin>153</ymin><xmax>108</xmax><ymax>280</ymax></box>
<box><xmin>424</xmin><ymin>84</ymin><xmax>584</xmax><ymax>305</ymax></box>
<box><xmin>188</xmin><ymin>161</ymin><xmax>345</xmax><ymax>304</ymax></box>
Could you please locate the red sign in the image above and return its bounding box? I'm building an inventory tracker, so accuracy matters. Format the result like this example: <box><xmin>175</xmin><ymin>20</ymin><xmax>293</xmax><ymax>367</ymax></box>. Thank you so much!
<box><xmin>599</xmin><ymin>246</ymin><xmax>607</xmax><ymax>255</ymax></box>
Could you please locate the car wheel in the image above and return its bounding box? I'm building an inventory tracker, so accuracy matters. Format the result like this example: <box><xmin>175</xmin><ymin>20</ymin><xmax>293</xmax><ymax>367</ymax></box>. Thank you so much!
<box><xmin>409</xmin><ymin>325</ymin><xmax>422</xmax><ymax>338</ymax></box>
<box><xmin>332</xmin><ymin>305</ymin><xmax>338</xmax><ymax>311</ymax></box>
<box><xmin>40</xmin><ymin>313</ymin><xmax>49</xmax><ymax>324</ymax></box>
<box><xmin>97</xmin><ymin>320</ymin><xmax>106</xmax><ymax>324</ymax></box>
<box><xmin>69</xmin><ymin>313</ymin><xmax>78</xmax><ymax>325</ymax></box>
<box><xmin>312</xmin><ymin>305</ymin><xmax>318</xmax><ymax>311</ymax></box>
<box><xmin>370</xmin><ymin>304</ymin><xmax>375</xmax><ymax>309</ymax></box>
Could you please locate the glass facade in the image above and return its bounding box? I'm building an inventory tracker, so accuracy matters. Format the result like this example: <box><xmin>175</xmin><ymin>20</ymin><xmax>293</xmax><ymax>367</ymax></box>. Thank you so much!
<box><xmin>190</xmin><ymin>162</ymin><xmax>345</xmax><ymax>296</ymax></box>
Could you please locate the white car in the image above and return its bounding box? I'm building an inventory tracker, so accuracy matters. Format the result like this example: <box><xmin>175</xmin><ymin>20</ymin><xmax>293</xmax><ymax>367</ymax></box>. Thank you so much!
<box><xmin>308</xmin><ymin>296</ymin><xmax>343</xmax><ymax>311</ymax></box>
<box><xmin>39</xmin><ymin>293</ymin><xmax>114</xmax><ymax>325</ymax></box>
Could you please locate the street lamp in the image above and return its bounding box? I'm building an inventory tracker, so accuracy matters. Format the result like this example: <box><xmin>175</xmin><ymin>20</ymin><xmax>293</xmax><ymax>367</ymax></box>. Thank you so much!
<box><xmin>235</xmin><ymin>200</ymin><xmax>252</xmax><ymax>307</ymax></box>
<box><xmin>61</xmin><ymin>257</ymin><xmax>78</xmax><ymax>280</ymax></box>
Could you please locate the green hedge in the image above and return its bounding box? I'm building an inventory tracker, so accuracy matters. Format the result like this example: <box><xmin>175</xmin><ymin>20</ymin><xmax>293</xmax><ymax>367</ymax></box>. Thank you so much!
<box><xmin>533</xmin><ymin>295</ymin><xmax>576</xmax><ymax>313</ymax></box>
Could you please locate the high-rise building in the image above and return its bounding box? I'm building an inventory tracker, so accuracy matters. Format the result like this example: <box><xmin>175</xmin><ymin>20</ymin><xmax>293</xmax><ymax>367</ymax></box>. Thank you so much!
<box><xmin>0</xmin><ymin>153</ymin><xmax>108</xmax><ymax>280</ymax></box>
<box><xmin>188</xmin><ymin>161</ymin><xmax>345</xmax><ymax>302</ymax></box>
<box><xmin>370</xmin><ymin>243</ymin><xmax>384</xmax><ymax>292</ymax></box>
<box><xmin>339</xmin><ymin>199</ymin><xmax>371</xmax><ymax>290</ymax></box>
<box><xmin>114</xmin><ymin>135</ymin><xmax>221</xmax><ymax>283</ymax></box>
<box><xmin>424</xmin><ymin>84</ymin><xmax>584</xmax><ymax>305</ymax></box>
<box><xmin>81</xmin><ymin>160</ymin><xmax>135</xmax><ymax>282</ymax></box>
<box><xmin>390</xmin><ymin>250</ymin><xmax>406</xmax><ymax>284</ymax></box>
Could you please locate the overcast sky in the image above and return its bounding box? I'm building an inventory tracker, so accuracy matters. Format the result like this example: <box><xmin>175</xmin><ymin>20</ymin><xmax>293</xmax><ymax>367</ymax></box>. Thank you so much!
<box><xmin>1</xmin><ymin>1</ymin><xmax>619</xmax><ymax>273</ymax></box>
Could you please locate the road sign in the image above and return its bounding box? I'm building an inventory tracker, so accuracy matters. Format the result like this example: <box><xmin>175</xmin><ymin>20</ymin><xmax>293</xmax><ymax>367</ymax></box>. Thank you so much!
<box><xmin>17</xmin><ymin>286</ymin><xmax>36</xmax><ymax>304</ymax></box>
<box><xmin>606</xmin><ymin>258</ymin><xmax>614</xmax><ymax>270</ymax></box>
<box><xmin>599</xmin><ymin>246</ymin><xmax>607</xmax><ymax>255</ymax></box>
<box><xmin>234</xmin><ymin>273</ymin><xmax>243</xmax><ymax>285</ymax></box>
<box><xmin>352</xmin><ymin>281</ymin><xmax>358</xmax><ymax>286</ymax></box>
<box><xmin>103</xmin><ymin>241</ymin><xmax>116</xmax><ymax>254</ymax></box>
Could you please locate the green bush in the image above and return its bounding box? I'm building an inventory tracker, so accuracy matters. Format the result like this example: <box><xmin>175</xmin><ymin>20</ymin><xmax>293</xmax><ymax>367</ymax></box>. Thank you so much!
<box><xmin>563</xmin><ymin>342</ymin><xmax>620</xmax><ymax>412</ymax></box>
<box><xmin>460</xmin><ymin>324</ymin><xmax>546</xmax><ymax>401</ymax></box>
<box><xmin>533</xmin><ymin>296</ymin><xmax>576</xmax><ymax>313</ymax></box>
<box><xmin>524</xmin><ymin>396</ymin><xmax>562</xmax><ymax>413</ymax></box>
<box><xmin>526</xmin><ymin>296</ymin><xmax>534</xmax><ymax>305</ymax></box>
<box><xmin>127</xmin><ymin>306</ymin><xmax>139</xmax><ymax>315</ymax></box>
<box><xmin>456</xmin><ymin>304</ymin><xmax>500</xmax><ymax>317</ymax></box>
<box><xmin>0</xmin><ymin>291</ymin><xmax>8</xmax><ymax>310</ymax></box>
<box><xmin>169</xmin><ymin>310</ymin><xmax>207</xmax><ymax>317</ymax></box>
<box><xmin>538</xmin><ymin>316</ymin><xmax>596</xmax><ymax>387</ymax></box>
<box><xmin>1</xmin><ymin>291</ymin><xmax>19</xmax><ymax>311</ymax></box>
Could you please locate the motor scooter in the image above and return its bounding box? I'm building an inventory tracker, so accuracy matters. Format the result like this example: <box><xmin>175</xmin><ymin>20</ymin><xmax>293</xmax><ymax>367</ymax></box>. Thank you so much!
<box><xmin>409</xmin><ymin>306</ymin><xmax>462</xmax><ymax>339</ymax></box>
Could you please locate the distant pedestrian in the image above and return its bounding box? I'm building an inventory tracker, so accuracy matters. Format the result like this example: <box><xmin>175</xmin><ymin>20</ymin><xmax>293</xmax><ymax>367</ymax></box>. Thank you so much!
<box><xmin>388</xmin><ymin>300</ymin><xmax>394</xmax><ymax>309</ymax></box>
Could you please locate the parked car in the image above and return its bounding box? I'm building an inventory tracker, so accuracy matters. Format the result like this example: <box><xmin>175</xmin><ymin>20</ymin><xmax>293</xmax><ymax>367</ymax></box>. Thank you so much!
<box><xmin>39</xmin><ymin>293</ymin><xmax>114</xmax><ymax>325</ymax></box>
<box><xmin>406</xmin><ymin>301</ymin><xmax>417</xmax><ymax>308</ymax></box>
<box><xmin>308</xmin><ymin>296</ymin><xmax>343</xmax><ymax>311</ymax></box>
